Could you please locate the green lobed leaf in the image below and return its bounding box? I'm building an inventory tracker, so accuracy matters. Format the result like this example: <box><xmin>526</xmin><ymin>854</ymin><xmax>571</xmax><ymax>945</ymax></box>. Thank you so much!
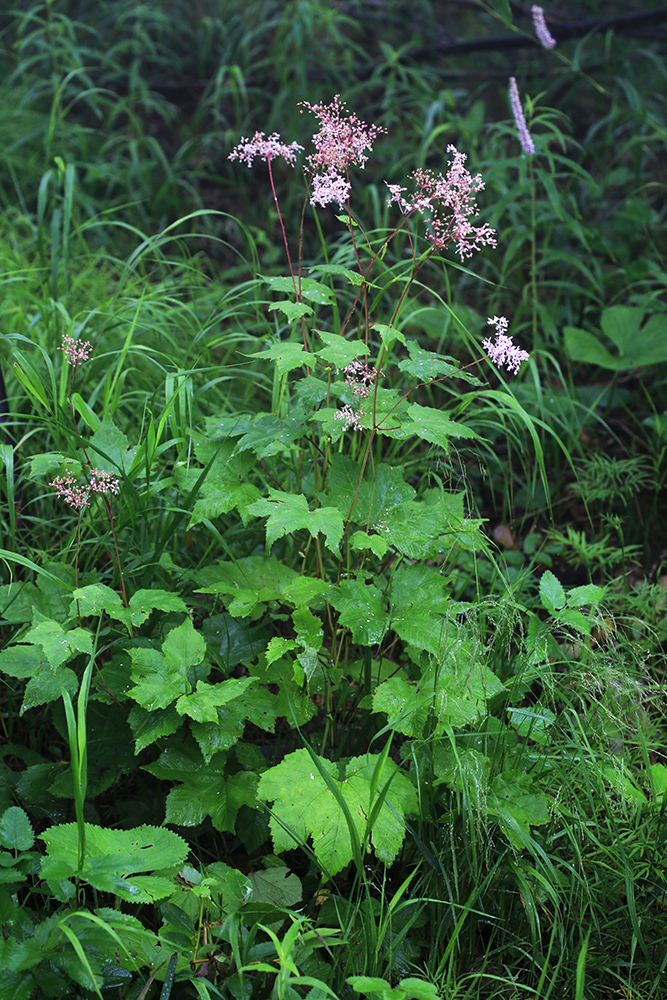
<box><xmin>129</xmin><ymin>618</ymin><xmax>206</xmax><ymax>712</ymax></box>
<box><xmin>258</xmin><ymin>749</ymin><xmax>417</xmax><ymax>875</ymax></box>
<box><xmin>268</xmin><ymin>300</ymin><xmax>313</xmax><ymax>323</ymax></box>
<box><xmin>329</xmin><ymin>579</ymin><xmax>390</xmax><ymax>645</ymax></box>
<box><xmin>488</xmin><ymin>771</ymin><xmax>551</xmax><ymax>847</ymax></box>
<box><xmin>175</xmin><ymin>677</ymin><xmax>257</xmax><ymax>724</ymax></box>
<box><xmin>248</xmin><ymin>489</ymin><xmax>344</xmax><ymax>554</ymax></box>
<box><xmin>89</xmin><ymin>414</ymin><xmax>136</xmax><ymax>473</ymax></box>
<box><xmin>316</xmin><ymin>329</ymin><xmax>370</xmax><ymax>367</ymax></box>
<box><xmin>539</xmin><ymin>570</ymin><xmax>566</xmax><ymax>613</ymax></box>
<box><xmin>253</xmin><ymin>341</ymin><xmax>317</xmax><ymax>377</ymax></box>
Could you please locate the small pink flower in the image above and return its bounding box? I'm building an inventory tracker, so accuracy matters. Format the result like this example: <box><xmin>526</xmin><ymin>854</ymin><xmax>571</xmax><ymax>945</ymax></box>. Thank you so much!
<box><xmin>228</xmin><ymin>131</ymin><xmax>303</xmax><ymax>167</ymax></box>
<box><xmin>531</xmin><ymin>6</ymin><xmax>556</xmax><ymax>49</ymax></box>
<box><xmin>385</xmin><ymin>146</ymin><xmax>497</xmax><ymax>260</ymax></box>
<box><xmin>49</xmin><ymin>472</ymin><xmax>90</xmax><ymax>511</ymax></box>
<box><xmin>342</xmin><ymin>360</ymin><xmax>382</xmax><ymax>399</ymax></box>
<box><xmin>483</xmin><ymin>316</ymin><xmax>530</xmax><ymax>374</ymax></box>
<box><xmin>61</xmin><ymin>336</ymin><xmax>92</xmax><ymax>368</ymax></box>
<box><xmin>509</xmin><ymin>78</ymin><xmax>535</xmax><ymax>156</ymax></box>
<box><xmin>90</xmin><ymin>468</ymin><xmax>121</xmax><ymax>495</ymax></box>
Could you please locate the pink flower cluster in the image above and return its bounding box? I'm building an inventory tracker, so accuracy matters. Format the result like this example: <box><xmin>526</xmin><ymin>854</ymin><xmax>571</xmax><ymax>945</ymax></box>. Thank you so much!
<box><xmin>334</xmin><ymin>404</ymin><xmax>364</xmax><ymax>431</ymax></box>
<box><xmin>483</xmin><ymin>316</ymin><xmax>530</xmax><ymax>374</ymax></box>
<box><xmin>50</xmin><ymin>468</ymin><xmax>120</xmax><ymax>511</ymax></box>
<box><xmin>341</xmin><ymin>359</ymin><xmax>382</xmax><ymax>399</ymax></box>
<box><xmin>61</xmin><ymin>336</ymin><xmax>92</xmax><ymax>368</ymax></box>
<box><xmin>385</xmin><ymin>146</ymin><xmax>497</xmax><ymax>259</ymax></box>
<box><xmin>227</xmin><ymin>131</ymin><xmax>303</xmax><ymax>167</ymax></box>
<box><xmin>303</xmin><ymin>95</ymin><xmax>385</xmax><ymax>210</ymax></box>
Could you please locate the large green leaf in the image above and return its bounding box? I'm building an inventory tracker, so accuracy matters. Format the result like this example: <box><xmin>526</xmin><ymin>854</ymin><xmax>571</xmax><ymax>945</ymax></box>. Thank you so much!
<box><xmin>316</xmin><ymin>329</ymin><xmax>370</xmax><ymax>367</ymax></box>
<box><xmin>488</xmin><ymin>771</ymin><xmax>551</xmax><ymax>846</ymax></box>
<box><xmin>89</xmin><ymin>414</ymin><xmax>136</xmax><ymax>473</ymax></box>
<box><xmin>0</xmin><ymin>615</ymin><xmax>92</xmax><ymax>712</ymax></box>
<box><xmin>253</xmin><ymin>342</ymin><xmax>317</xmax><ymax>377</ymax></box>
<box><xmin>129</xmin><ymin>617</ymin><xmax>207</xmax><ymax>712</ymax></box>
<box><xmin>258</xmin><ymin>749</ymin><xmax>417</xmax><ymax>875</ymax></box>
<box><xmin>40</xmin><ymin>824</ymin><xmax>188</xmax><ymax>903</ymax></box>
<box><xmin>564</xmin><ymin>307</ymin><xmax>667</xmax><ymax>370</ymax></box>
<box><xmin>329</xmin><ymin>579</ymin><xmax>390</xmax><ymax>645</ymax></box>
<box><xmin>248</xmin><ymin>490</ymin><xmax>344</xmax><ymax>554</ymax></box>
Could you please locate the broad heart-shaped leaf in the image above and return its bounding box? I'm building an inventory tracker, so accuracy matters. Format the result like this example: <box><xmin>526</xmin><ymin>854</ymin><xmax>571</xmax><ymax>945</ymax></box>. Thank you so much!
<box><xmin>246</xmin><ymin>866</ymin><xmax>302</xmax><ymax>909</ymax></box>
<box><xmin>383</xmin><ymin>490</ymin><xmax>481</xmax><ymax>561</ymax></box>
<box><xmin>315</xmin><ymin>329</ymin><xmax>370</xmax><ymax>367</ymax></box>
<box><xmin>253</xmin><ymin>341</ymin><xmax>317</xmax><ymax>377</ymax></box>
<box><xmin>129</xmin><ymin>617</ymin><xmax>207</xmax><ymax>712</ymax></box>
<box><xmin>398</xmin><ymin>342</ymin><xmax>461</xmax><ymax>380</ymax></box>
<box><xmin>258</xmin><ymin>749</ymin><xmax>417</xmax><ymax>876</ymax></box>
<box><xmin>348</xmin><ymin>975</ymin><xmax>440</xmax><ymax>1000</ymax></box>
<box><xmin>0</xmin><ymin>806</ymin><xmax>34</xmax><ymax>851</ymax></box>
<box><xmin>248</xmin><ymin>489</ymin><xmax>344</xmax><ymax>555</ymax></box>
<box><xmin>40</xmin><ymin>823</ymin><xmax>188</xmax><ymax>903</ymax></box>
<box><xmin>488</xmin><ymin>771</ymin><xmax>551</xmax><ymax>847</ymax></box>
<box><xmin>565</xmin><ymin>308</ymin><xmax>667</xmax><ymax>370</ymax></box>
<box><xmin>89</xmin><ymin>414</ymin><xmax>136</xmax><ymax>473</ymax></box>
<box><xmin>389</xmin><ymin>564</ymin><xmax>451</xmax><ymax>657</ymax></box>
<box><xmin>421</xmin><ymin>629</ymin><xmax>505</xmax><ymax>731</ymax></box>
<box><xmin>329</xmin><ymin>579</ymin><xmax>390</xmax><ymax>645</ymax></box>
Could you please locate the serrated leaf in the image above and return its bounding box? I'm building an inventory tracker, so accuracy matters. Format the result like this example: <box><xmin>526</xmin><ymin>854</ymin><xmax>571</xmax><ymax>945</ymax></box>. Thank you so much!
<box><xmin>254</xmin><ymin>342</ymin><xmax>317</xmax><ymax>377</ymax></box>
<box><xmin>23</xmin><ymin>616</ymin><xmax>92</xmax><ymax>669</ymax></box>
<box><xmin>308</xmin><ymin>263</ymin><xmax>364</xmax><ymax>287</ymax></box>
<box><xmin>262</xmin><ymin>274</ymin><xmax>335</xmax><ymax>304</ymax></box>
<box><xmin>398</xmin><ymin>342</ymin><xmax>459</xmax><ymax>380</ymax></box>
<box><xmin>266</xmin><ymin>637</ymin><xmax>298</xmax><ymax>665</ymax></box>
<box><xmin>318</xmin><ymin>456</ymin><xmax>414</xmax><ymax>529</ymax></box>
<box><xmin>258</xmin><ymin>749</ymin><xmax>417</xmax><ymax>875</ymax></box>
<box><xmin>349</xmin><ymin>530</ymin><xmax>388</xmax><ymax>557</ymax></box>
<box><xmin>268</xmin><ymin>300</ymin><xmax>313</xmax><ymax>323</ymax></box>
<box><xmin>372</xmin><ymin>677</ymin><xmax>430</xmax><ymax>738</ymax></box>
<box><xmin>30</xmin><ymin>452</ymin><xmax>79</xmax><ymax>478</ymax></box>
<box><xmin>165</xmin><ymin>770</ymin><xmax>257</xmax><ymax>832</ymax></box>
<box><xmin>246</xmin><ymin>865</ymin><xmax>302</xmax><ymax>908</ymax></box>
<box><xmin>488</xmin><ymin>771</ymin><xmax>551</xmax><ymax>846</ymax></box>
<box><xmin>0</xmin><ymin>806</ymin><xmax>34</xmax><ymax>851</ymax></box>
<box><xmin>89</xmin><ymin>414</ymin><xmax>136</xmax><ymax>473</ymax></box>
<box><xmin>234</xmin><ymin>412</ymin><xmax>304</xmax><ymax>459</ymax></box>
<box><xmin>372</xmin><ymin>323</ymin><xmax>406</xmax><ymax>351</ymax></box>
<box><xmin>176</xmin><ymin>677</ymin><xmax>257</xmax><ymax>724</ymax></box>
<box><xmin>329</xmin><ymin>579</ymin><xmax>389</xmax><ymax>645</ymax></box>
<box><xmin>248</xmin><ymin>489</ymin><xmax>344</xmax><ymax>554</ymax></box>
<box><xmin>40</xmin><ymin>823</ymin><xmax>188</xmax><ymax>902</ymax></box>
<box><xmin>316</xmin><ymin>330</ymin><xmax>370</xmax><ymax>367</ymax></box>
<box><xmin>506</xmin><ymin>707</ymin><xmax>556</xmax><ymax>745</ymax></box>
<box><xmin>129</xmin><ymin>618</ymin><xmax>206</xmax><ymax>712</ymax></box>
<box><xmin>406</xmin><ymin>403</ymin><xmax>480</xmax><ymax>451</ymax></box>
<box><xmin>128</xmin><ymin>705</ymin><xmax>181</xmax><ymax>753</ymax></box>
<box><xmin>539</xmin><ymin>570</ymin><xmax>566</xmax><ymax>613</ymax></box>
<box><xmin>566</xmin><ymin>584</ymin><xmax>605</xmax><ymax>608</ymax></box>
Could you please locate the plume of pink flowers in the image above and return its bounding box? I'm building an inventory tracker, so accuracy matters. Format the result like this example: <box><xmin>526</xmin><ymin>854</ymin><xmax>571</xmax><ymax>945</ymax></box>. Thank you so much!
<box><xmin>385</xmin><ymin>146</ymin><xmax>497</xmax><ymax>259</ymax></box>
<box><xmin>483</xmin><ymin>316</ymin><xmax>530</xmax><ymax>374</ymax></box>
<box><xmin>50</xmin><ymin>468</ymin><xmax>120</xmax><ymax>511</ymax></box>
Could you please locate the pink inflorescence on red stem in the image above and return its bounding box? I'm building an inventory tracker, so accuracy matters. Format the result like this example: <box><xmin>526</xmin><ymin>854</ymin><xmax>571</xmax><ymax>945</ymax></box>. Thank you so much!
<box><xmin>509</xmin><ymin>78</ymin><xmax>536</xmax><ymax>156</ymax></box>
<box><xmin>228</xmin><ymin>131</ymin><xmax>304</xmax><ymax>167</ymax></box>
<box><xmin>531</xmin><ymin>5</ymin><xmax>556</xmax><ymax>49</ymax></box>
<box><xmin>385</xmin><ymin>146</ymin><xmax>497</xmax><ymax>259</ymax></box>
<box><xmin>334</xmin><ymin>404</ymin><xmax>365</xmax><ymax>431</ymax></box>
<box><xmin>61</xmin><ymin>336</ymin><xmax>92</xmax><ymax>368</ymax></box>
<box><xmin>483</xmin><ymin>316</ymin><xmax>530</xmax><ymax>374</ymax></box>
<box><xmin>342</xmin><ymin>359</ymin><xmax>382</xmax><ymax>399</ymax></box>
<box><xmin>302</xmin><ymin>95</ymin><xmax>385</xmax><ymax>208</ymax></box>
<box><xmin>50</xmin><ymin>468</ymin><xmax>120</xmax><ymax>510</ymax></box>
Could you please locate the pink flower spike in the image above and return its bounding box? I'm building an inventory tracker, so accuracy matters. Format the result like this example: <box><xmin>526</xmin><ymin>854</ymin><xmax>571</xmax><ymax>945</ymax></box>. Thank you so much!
<box><xmin>228</xmin><ymin>131</ymin><xmax>303</xmax><ymax>167</ymax></box>
<box><xmin>531</xmin><ymin>6</ymin><xmax>556</xmax><ymax>49</ymax></box>
<box><xmin>90</xmin><ymin>468</ymin><xmax>121</xmax><ymax>496</ymax></box>
<box><xmin>483</xmin><ymin>317</ymin><xmax>530</xmax><ymax>375</ymax></box>
<box><xmin>61</xmin><ymin>336</ymin><xmax>92</xmax><ymax>368</ymax></box>
<box><xmin>509</xmin><ymin>78</ymin><xmax>535</xmax><ymax>156</ymax></box>
<box><xmin>49</xmin><ymin>471</ymin><xmax>90</xmax><ymax>511</ymax></box>
<box><xmin>334</xmin><ymin>404</ymin><xmax>364</xmax><ymax>431</ymax></box>
<box><xmin>310</xmin><ymin>168</ymin><xmax>351</xmax><ymax>209</ymax></box>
